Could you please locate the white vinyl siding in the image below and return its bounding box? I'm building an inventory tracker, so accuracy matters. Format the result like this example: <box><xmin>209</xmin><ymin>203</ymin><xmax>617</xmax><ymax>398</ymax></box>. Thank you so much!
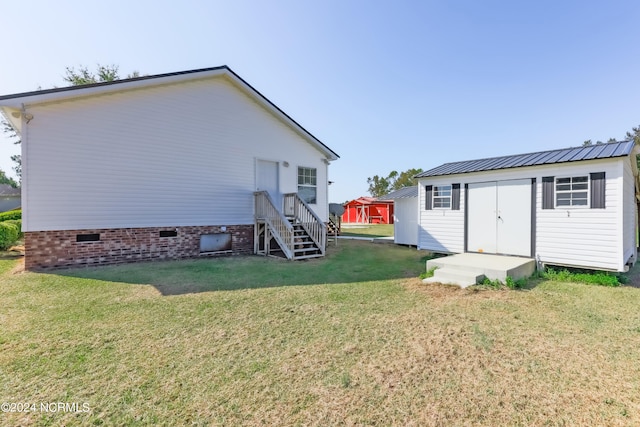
<box><xmin>418</xmin><ymin>178</ymin><xmax>465</xmax><ymax>253</ymax></box>
<box><xmin>393</xmin><ymin>197</ymin><xmax>419</xmax><ymax>246</ymax></box>
<box><xmin>22</xmin><ymin>76</ymin><xmax>330</xmax><ymax>231</ymax></box>
<box><xmin>622</xmin><ymin>159</ymin><xmax>637</xmax><ymax>267</ymax></box>
<box><xmin>418</xmin><ymin>157</ymin><xmax>633</xmax><ymax>271</ymax></box>
<box><xmin>537</xmin><ymin>161</ymin><xmax>620</xmax><ymax>271</ymax></box>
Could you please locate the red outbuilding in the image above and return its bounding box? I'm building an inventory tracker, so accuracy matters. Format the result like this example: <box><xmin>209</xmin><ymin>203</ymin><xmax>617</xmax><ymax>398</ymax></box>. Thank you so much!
<box><xmin>341</xmin><ymin>197</ymin><xmax>394</xmax><ymax>224</ymax></box>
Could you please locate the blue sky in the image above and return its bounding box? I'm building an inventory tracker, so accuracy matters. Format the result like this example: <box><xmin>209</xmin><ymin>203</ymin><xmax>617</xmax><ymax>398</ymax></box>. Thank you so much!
<box><xmin>1</xmin><ymin>0</ymin><xmax>638</xmax><ymax>203</ymax></box>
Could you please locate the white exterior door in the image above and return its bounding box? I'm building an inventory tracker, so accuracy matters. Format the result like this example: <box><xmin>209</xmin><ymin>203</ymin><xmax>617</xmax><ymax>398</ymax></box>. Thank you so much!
<box><xmin>496</xmin><ymin>179</ymin><xmax>531</xmax><ymax>256</ymax></box>
<box><xmin>467</xmin><ymin>179</ymin><xmax>531</xmax><ymax>257</ymax></box>
<box><xmin>256</xmin><ymin>159</ymin><xmax>280</xmax><ymax>208</ymax></box>
<box><xmin>467</xmin><ymin>182</ymin><xmax>498</xmax><ymax>254</ymax></box>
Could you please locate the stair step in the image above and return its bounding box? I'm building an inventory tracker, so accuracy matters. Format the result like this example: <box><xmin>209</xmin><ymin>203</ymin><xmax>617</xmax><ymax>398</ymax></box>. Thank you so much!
<box><xmin>422</xmin><ymin>268</ymin><xmax>485</xmax><ymax>288</ymax></box>
<box><xmin>294</xmin><ymin>247</ymin><xmax>320</xmax><ymax>253</ymax></box>
<box><xmin>294</xmin><ymin>253</ymin><xmax>324</xmax><ymax>260</ymax></box>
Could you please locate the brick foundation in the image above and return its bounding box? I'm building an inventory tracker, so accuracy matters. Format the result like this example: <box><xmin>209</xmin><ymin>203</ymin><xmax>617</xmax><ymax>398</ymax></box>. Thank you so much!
<box><xmin>24</xmin><ymin>225</ymin><xmax>254</xmax><ymax>270</ymax></box>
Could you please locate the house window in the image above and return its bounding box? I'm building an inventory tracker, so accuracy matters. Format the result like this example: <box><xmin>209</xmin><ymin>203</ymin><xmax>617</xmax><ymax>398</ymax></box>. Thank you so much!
<box><xmin>556</xmin><ymin>176</ymin><xmax>588</xmax><ymax>207</ymax></box>
<box><xmin>433</xmin><ymin>185</ymin><xmax>452</xmax><ymax>208</ymax></box>
<box><xmin>298</xmin><ymin>167</ymin><xmax>317</xmax><ymax>204</ymax></box>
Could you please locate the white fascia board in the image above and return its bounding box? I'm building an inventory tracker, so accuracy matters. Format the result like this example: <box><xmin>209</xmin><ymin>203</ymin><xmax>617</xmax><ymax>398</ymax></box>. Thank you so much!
<box><xmin>0</xmin><ymin>67</ymin><xmax>338</xmax><ymax>161</ymax></box>
<box><xmin>0</xmin><ymin>68</ymin><xmax>229</xmax><ymax>108</ymax></box>
<box><xmin>0</xmin><ymin>107</ymin><xmax>22</xmax><ymax>134</ymax></box>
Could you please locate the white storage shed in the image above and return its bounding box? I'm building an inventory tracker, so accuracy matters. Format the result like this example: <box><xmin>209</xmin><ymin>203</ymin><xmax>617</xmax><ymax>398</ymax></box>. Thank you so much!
<box><xmin>383</xmin><ymin>186</ymin><xmax>418</xmax><ymax>246</ymax></box>
<box><xmin>415</xmin><ymin>141</ymin><xmax>639</xmax><ymax>272</ymax></box>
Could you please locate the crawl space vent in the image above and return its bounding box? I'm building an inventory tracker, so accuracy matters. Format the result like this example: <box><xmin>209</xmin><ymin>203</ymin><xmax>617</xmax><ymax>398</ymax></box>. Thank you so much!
<box><xmin>200</xmin><ymin>233</ymin><xmax>232</xmax><ymax>253</ymax></box>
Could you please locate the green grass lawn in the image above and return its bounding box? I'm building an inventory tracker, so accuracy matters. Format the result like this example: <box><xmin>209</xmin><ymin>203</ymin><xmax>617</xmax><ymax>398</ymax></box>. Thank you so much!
<box><xmin>339</xmin><ymin>223</ymin><xmax>394</xmax><ymax>238</ymax></box>
<box><xmin>2</xmin><ymin>241</ymin><xmax>640</xmax><ymax>426</ymax></box>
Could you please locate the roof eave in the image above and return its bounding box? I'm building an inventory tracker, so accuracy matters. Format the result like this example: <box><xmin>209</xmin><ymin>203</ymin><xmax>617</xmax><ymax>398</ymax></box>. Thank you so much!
<box><xmin>0</xmin><ymin>107</ymin><xmax>22</xmax><ymax>136</ymax></box>
<box><xmin>0</xmin><ymin>65</ymin><xmax>340</xmax><ymax>161</ymax></box>
<box><xmin>418</xmin><ymin>154</ymin><xmax>632</xmax><ymax>179</ymax></box>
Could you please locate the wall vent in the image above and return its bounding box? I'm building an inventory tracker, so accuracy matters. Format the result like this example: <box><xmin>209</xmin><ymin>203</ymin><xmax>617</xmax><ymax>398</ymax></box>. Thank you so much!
<box><xmin>200</xmin><ymin>233</ymin><xmax>232</xmax><ymax>253</ymax></box>
<box><xmin>76</xmin><ymin>233</ymin><xmax>100</xmax><ymax>242</ymax></box>
<box><xmin>159</xmin><ymin>230</ymin><xmax>177</xmax><ymax>238</ymax></box>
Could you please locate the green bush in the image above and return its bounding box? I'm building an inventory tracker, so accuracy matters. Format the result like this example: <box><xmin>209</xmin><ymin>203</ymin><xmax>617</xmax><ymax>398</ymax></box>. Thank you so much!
<box><xmin>543</xmin><ymin>267</ymin><xmax>621</xmax><ymax>287</ymax></box>
<box><xmin>505</xmin><ymin>276</ymin><xmax>526</xmax><ymax>289</ymax></box>
<box><xmin>0</xmin><ymin>221</ymin><xmax>20</xmax><ymax>250</ymax></box>
<box><xmin>481</xmin><ymin>275</ymin><xmax>527</xmax><ymax>290</ymax></box>
<box><xmin>4</xmin><ymin>219</ymin><xmax>22</xmax><ymax>238</ymax></box>
<box><xmin>0</xmin><ymin>209</ymin><xmax>21</xmax><ymax>222</ymax></box>
<box><xmin>419</xmin><ymin>267</ymin><xmax>437</xmax><ymax>280</ymax></box>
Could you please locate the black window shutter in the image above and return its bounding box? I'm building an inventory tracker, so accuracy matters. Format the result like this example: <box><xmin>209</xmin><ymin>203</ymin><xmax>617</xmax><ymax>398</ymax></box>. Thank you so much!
<box><xmin>425</xmin><ymin>185</ymin><xmax>433</xmax><ymax>210</ymax></box>
<box><xmin>452</xmin><ymin>184</ymin><xmax>460</xmax><ymax>210</ymax></box>
<box><xmin>542</xmin><ymin>176</ymin><xmax>554</xmax><ymax>209</ymax></box>
<box><xmin>590</xmin><ymin>172</ymin><xmax>605</xmax><ymax>209</ymax></box>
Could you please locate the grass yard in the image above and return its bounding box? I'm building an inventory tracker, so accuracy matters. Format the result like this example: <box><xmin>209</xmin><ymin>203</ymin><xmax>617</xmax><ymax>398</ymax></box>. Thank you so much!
<box><xmin>2</xmin><ymin>240</ymin><xmax>640</xmax><ymax>426</ymax></box>
<box><xmin>339</xmin><ymin>223</ymin><xmax>394</xmax><ymax>238</ymax></box>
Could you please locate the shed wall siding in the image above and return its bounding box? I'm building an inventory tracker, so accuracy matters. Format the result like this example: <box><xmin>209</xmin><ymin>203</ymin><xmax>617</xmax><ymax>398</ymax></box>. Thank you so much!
<box><xmin>418</xmin><ymin>177</ymin><xmax>465</xmax><ymax>253</ymax></box>
<box><xmin>418</xmin><ymin>158</ymin><xmax>630</xmax><ymax>271</ymax></box>
<box><xmin>535</xmin><ymin>160</ymin><xmax>620</xmax><ymax>271</ymax></box>
<box><xmin>622</xmin><ymin>158</ymin><xmax>637</xmax><ymax>267</ymax></box>
<box><xmin>393</xmin><ymin>197</ymin><xmax>418</xmax><ymax>246</ymax></box>
<box><xmin>23</xmin><ymin>76</ymin><xmax>329</xmax><ymax>232</ymax></box>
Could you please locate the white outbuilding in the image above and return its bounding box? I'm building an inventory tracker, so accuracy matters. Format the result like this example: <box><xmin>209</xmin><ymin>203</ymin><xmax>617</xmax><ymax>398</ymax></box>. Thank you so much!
<box><xmin>415</xmin><ymin>141</ymin><xmax>639</xmax><ymax>272</ymax></box>
<box><xmin>382</xmin><ymin>186</ymin><xmax>418</xmax><ymax>246</ymax></box>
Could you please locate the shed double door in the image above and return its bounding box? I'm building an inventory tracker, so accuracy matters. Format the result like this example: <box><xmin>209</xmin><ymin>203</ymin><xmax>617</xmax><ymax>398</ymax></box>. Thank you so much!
<box><xmin>467</xmin><ymin>179</ymin><xmax>532</xmax><ymax>257</ymax></box>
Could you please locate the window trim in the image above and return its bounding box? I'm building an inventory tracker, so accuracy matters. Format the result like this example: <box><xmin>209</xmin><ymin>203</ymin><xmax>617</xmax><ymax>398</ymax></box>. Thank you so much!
<box><xmin>554</xmin><ymin>175</ymin><xmax>590</xmax><ymax>208</ymax></box>
<box><xmin>432</xmin><ymin>184</ymin><xmax>452</xmax><ymax>209</ymax></box>
<box><xmin>297</xmin><ymin>166</ymin><xmax>317</xmax><ymax>205</ymax></box>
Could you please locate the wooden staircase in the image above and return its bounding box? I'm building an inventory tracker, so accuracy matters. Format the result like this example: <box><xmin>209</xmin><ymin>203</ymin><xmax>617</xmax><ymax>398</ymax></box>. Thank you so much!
<box><xmin>327</xmin><ymin>214</ymin><xmax>341</xmax><ymax>236</ymax></box>
<box><xmin>254</xmin><ymin>191</ymin><xmax>326</xmax><ymax>260</ymax></box>
<box><xmin>289</xmin><ymin>217</ymin><xmax>323</xmax><ymax>259</ymax></box>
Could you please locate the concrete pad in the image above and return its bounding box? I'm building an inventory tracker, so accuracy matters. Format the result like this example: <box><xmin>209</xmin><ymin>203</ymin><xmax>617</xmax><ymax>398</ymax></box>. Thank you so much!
<box><xmin>425</xmin><ymin>253</ymin><xmax>536</xmax><ymax>287</ymax></box>
<box><xmin>337</xmin><ymin>236</ymin><xmax>374</xmax><ymax>242</ymax></box>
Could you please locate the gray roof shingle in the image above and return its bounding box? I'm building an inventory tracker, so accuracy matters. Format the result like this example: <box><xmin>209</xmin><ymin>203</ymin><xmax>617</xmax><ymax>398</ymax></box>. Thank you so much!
<box><xmin>415</xmin><ymin>141</ymin><xmax>635</xmax><ymax>178</ymax></box>
<box><xmin>380</xmin><ymin>186</ymin><xmax>418</xmax><ymax>200</ymax></box>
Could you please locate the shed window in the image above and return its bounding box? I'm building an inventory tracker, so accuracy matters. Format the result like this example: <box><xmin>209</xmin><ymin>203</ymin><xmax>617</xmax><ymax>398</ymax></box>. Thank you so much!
<box><xmin>433</xmin><ymin>185</ymin><xmax>452</xmax><ymax>208</ymax></box>
<box><xmin>555</xmin><ymin>176</ymin><xmax>588</xmax><ymax>207</ymax></box>
<box><xmin>298</xmin><ymin>167</ymin><xmax>317</xmax><ymax>204</ymax></box>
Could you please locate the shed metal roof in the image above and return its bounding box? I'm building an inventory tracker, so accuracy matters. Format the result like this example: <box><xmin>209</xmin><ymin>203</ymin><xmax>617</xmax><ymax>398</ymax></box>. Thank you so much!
<box><xmin>415</xmin><ymin>141</ymin><xmax>635</xmax><ymax>178</ymax></box>
<box><xmin>380</xmin><ymin>186</ymin><xmax>418</xmax><ymax>199</ymax></box>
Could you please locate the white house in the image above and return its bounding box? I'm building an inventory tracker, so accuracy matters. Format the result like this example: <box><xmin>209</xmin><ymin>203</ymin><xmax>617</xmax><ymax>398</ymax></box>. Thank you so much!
<box><xmin>382</xmin><ymin>186</ymin><xmax>418</xmax><ymax>246</ymax></box>
<box><xmin>0</xmin><ymin>66</ymin><xmax>339</xmax><ymax>269</ymax></box>
<box><xmin>415</xmin><ymin>142</ymin><xmax>639</xmax><ymax>272</ymax></box>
